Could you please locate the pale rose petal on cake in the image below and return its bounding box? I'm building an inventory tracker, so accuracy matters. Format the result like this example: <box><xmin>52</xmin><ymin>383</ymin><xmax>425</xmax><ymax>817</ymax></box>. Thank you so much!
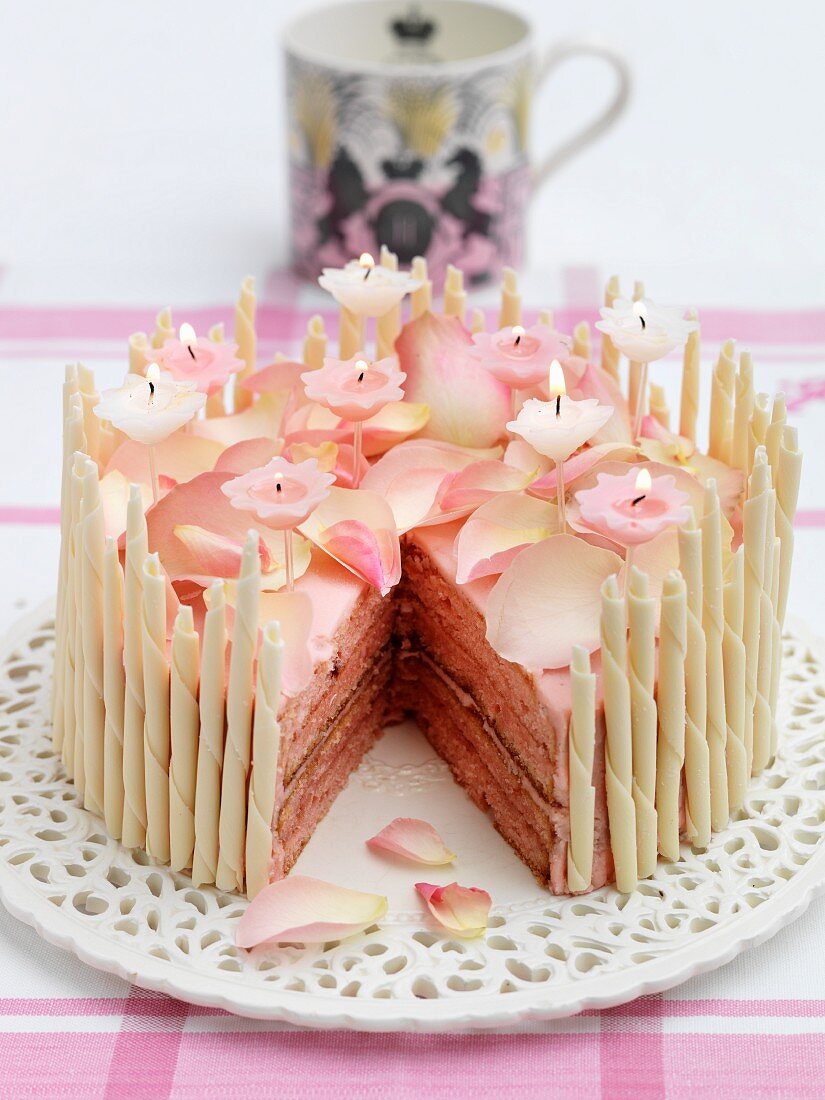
<box><xmin>106</xmin><ymin>433</ymin><xmax>225</xmax><ymax>486</ymax></box>
<box><xmin>251</xmin><ymin>588</ymin><xmax>315</xmax><ymax>695</ymax></box>
<box><xmin>367</xmin><ymin>818</ymin><xmax>455</xmax><ymax>865</ymax></box>
<box><xmin>396</xmin><ymin>312</ymin><xmax>511</xmax><ymax>448</ymax></box>
<box><xmin>285</xmin><ymin>400</ymin><xmax>430</xmax><ymax>457</ymax></box>
<box><xmin>455</xmin><ymin>492</ymin><xmax>557</xmax><ymax>584</ymax></box>
<box><xmin>191</xmin><ymin>392</ymin><xmax>289</xmax><ymax>447</ymax></box>
<box><xmin>527</xmin><ymin>443</ymin><xmax>637</xmax><ymax>501</ymax></box>
<box><xmin>415</xmin><ymin>882</ymin><xmax>491</xmax><ymax>938</ymax></box>
<box><xmin>485</xmin><ymin>533</ymin><xmax>623</xmax><ymax>670</ymax></box>
<box><xmin>503</xmin><ymin>439</ymin><xmax>551</xmax><ymax>478</ymax></box>
<box><xmin>236</xmin><ymin>876</ymin><xmax>388</xmax><ymax>948</ymax></box>
<box><xmin>435</xmin><ymin>458</ymin><xmax>536</xmax><ymax>513</ymax></box>
<box><xmin>214</xmin><ymin>436</ymin><xmax>283</xmax><ymax>475</ymax></box>
<box><xmin>287</xmin><ymin>440</ymin><xmax>339</xmax><ymax>473</ymax></box>
<box><xmin>684</xmin><ymin>453</ymin><xmax>745</xmax><ymax>520</ymax></box>
<box><xmin>568</xmin><ymin>360</ymin><xmax>633</xmax><ymax>445</ymax></box>
<box><xmin>298</xmin><ymin>487</ymin><xmax>401</xmax><ymax>593</ymax></box>
<box><xmin>173</xmin><ymin>525</ymin><xmax>271</xmax><ymax>579</ymax></box>
<box><xmin>99</xmin><ymin>470</ymin><xmax>152</xmax><ymax>540</ymax></box>
<box><xmin>620</xmin><ymin>527</ymin><xmax>680</xmax><ymax>614</ymax></box>
<box><xmin>239</xmin><ymin>359</ymin><xmax>307</xmax><ymax>395</ymax></box>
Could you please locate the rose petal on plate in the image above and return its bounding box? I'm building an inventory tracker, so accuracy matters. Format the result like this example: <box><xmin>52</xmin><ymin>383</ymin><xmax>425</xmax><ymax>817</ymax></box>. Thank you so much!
<box><xmin>236</xmin><ymin>875</ymin><xmax>388</xmax><ymax>948</ymax></box>
<box><xmin>367</xmin><ymin>818</ymin><xmax>455</xmax><ymax>865</ymax></box>
<box><xmin>298</xmin><ymin>487</ymin><xmax>401</xmax><ymax>593</ymax></box>
<box><xmin>485</xmin><ymin>533</ymin><xmax>622</xmax><ymax>670</ymax></box>
<box><xmin>397</xmin><ymin>312</ymin><xmax>511</xmax><ymax>448</ymax></box>
<box><xmin>454</xmin><ymin>492</ymin><xmax>557</xmax><ymax>584</ymax></box>
<box><xmin>414</xmin><ymin>881</ymin><xmax>492</xmax><ymax>938</ymax></box>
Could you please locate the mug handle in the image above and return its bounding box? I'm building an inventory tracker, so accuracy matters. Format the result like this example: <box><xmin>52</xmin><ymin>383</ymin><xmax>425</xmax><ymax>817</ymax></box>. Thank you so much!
<box><xmin>531</xmin><ymin>40</ymin><xmax>631</xmax><ymax>192</ymax></box>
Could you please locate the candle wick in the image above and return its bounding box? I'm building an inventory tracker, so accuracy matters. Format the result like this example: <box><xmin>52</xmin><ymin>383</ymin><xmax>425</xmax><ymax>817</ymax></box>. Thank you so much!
<box><xmin>148</xmin><ymin>380</ymin><xmax>155</xmax><ymax>404</ymax></box>
<box><xmin>357</xmin><ymin>371</ymin><xmax>365</xmax><ymax>383</ymax></box>
<box><xmin>514</xmin><ymin>333</ymin><xmax>521</xmax><ymax>346</ymax></box>
<box><xmin>639</xmin><ymin>316</ymin><xmax>646</xmax><ymax>330</ymax></box>
<box><xmin>631</xmin><ymin>493</ymin><xmax>646</xmax><ymax>506</ymax></box>
<box><xmin>555</xmin><ymin>394</ymin><xmax>561</xmax><ymax>417</ymax></box>
<box><xmin>276</xmin><ymin>481</ymin><xmax>282</xmax><ymax>493</ymax></box>
<box><xmin>363</xmin><ymin>267</ymin><xmax>371</xmax><ymax>281</ymax></box>
<box><xmin>187</xmin><ymin>344</ymin><xmax>196</xmax><ymax>360</ymax></box>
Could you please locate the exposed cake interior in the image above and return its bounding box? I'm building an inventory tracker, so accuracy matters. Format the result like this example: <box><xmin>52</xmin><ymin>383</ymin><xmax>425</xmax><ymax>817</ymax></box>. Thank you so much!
<box><xmin>270</xmin><ymin>527</ymin><xmax>614</xmax><ymax>894</ymax></box>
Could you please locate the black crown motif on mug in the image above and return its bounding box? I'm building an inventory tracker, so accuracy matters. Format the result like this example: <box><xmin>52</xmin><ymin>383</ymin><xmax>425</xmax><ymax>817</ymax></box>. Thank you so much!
<box><xmin>390</xmin><ymin>5</ymin><xmax>437</xmax><ymax>43</ymax></box>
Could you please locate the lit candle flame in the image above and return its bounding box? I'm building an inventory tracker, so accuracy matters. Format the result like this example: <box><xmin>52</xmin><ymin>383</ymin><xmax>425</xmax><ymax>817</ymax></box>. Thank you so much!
<box><xmin>359</xmin><ymin>252</ymin><xmax>375</xmax><ymax>280</ymax></box>
<box><xmin>631</xmin><ymin>466</ymin><xmax>652</xmax><ymax>505</ymax></box>
<box><xmin>632</xmin><ymin>299</ymin><xmax>647</xmax><ymax>331</ymax></box>
<box><xmin>179</xmin><ymin>321</ymin><xmax>197</xmax><ymax>360</ymax></box>
<box><xmin>146</xmin><ymin>361</ymin><xmax>160</xmax><ymax>404</ymax></box>
<box><xmin>548</xmin><ymin>359</ymin><xmax>566</xmax><ymax>417</ymax></box>
<box><xmin>512</xmin><ymin>324</ymin><xmax>525</xmax><ymax>347</ymax></box>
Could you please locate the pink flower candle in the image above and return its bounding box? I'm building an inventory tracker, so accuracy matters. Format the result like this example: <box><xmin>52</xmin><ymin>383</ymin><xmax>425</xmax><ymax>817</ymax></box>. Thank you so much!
<box><xmin>148</xmin><ymin>323</ymin><xmax>244</xmax><ymax>395</ymax></box>
<box><xmin>221</xmin><ymin>457</ymin><xmax>335</xmax><ymax>589</ymax></box>
<box><xmin>468</xmin><ymin>323</ymin><xmax>572</xmax><ymax>396</ymax></box>
<box><xmin>575</xmin><ymin>466</ymin><xmax>691</xmax><ymax>581</ymax></box>
<box><xmin>301</xmin><ymin>354</ymin><xmax>405</xmax><ymax>488</ymax></box>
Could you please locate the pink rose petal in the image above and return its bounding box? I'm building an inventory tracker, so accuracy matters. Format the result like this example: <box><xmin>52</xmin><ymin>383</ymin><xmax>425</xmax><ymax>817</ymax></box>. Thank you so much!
<box><xmin>106</xmin><ymin>433</ymin><xmax>224</xmax><ymax>486</ymax></box>
<box><xmin>455</xmin><ymin>492</ymin><xmax>557</xmax><ymax>584</ymax></box>
<box><xmin>435</xmin><ymin>458</ymin><xmax>536</xmax><ymax>513</ymax></box>
<box><xmin>298</xmin><ymin>487</ymin><xmax>401</xmax><ymax>593</ymax></box>
<box><xmin>415</xmin><ymin>881</ymin><xmax>492</xmax><ymax>938</ymax></box>
<box><xmin>214</xmin><ymin>437</ymin><xmax>283</xmax><ymax>476</ymax></box>
<box><xmin>191</xmin><ymin>393</ymin><xmax>289</xmax><ymax>447</ymax></box>
<box><xmin>485</xmin><ymin>533</ymin><xmax>623</xmax><ymax>670</ymax></box>
<box><xmin>236</xmin><ymin>875</ymin><xmax>388</xmax><ymax>948</ymax></box>
<box><xmin>173</xmin><ymin>524</ymin><xmax>272</xmax><ymax>578</ymax></box>
<box><xmin>285</xmin><ymin>400</ymin><xmax>429</xmax><ymax>457</ymax></box>
<box><xmin>367</xmin><ymin>818</ymin><xmax>455</xmax><ymax>866</ymax></box>
<box><xmin>527</xmin><ymin>443</ymin><xmax>637</xmax><ymax>501</ymax></box>
<box><xmin>239</xmin><ymin>359</ymin><xmax>307</xmax><ymax>396</ymax></box>
<box><xmin>396</xmin><ymin>312</ymin><xmax>511</xmax><ymax>448</ymax></box>
<box><xmin>252</xmin><ymin>589</ymin><xmax>315</xmax><ymax>695</ymax></box>
<box><xmin>567</xmin><ymin>359</ymin><xmax>633</xmax><ymax>445</ymax></box>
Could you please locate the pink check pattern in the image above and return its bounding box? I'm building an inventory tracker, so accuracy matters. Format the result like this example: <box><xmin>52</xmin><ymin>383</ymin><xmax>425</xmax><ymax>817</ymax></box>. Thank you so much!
<box><xmin>0</xmin><ymin>289</ymin><xmax>823</xmax><ymax>1098</ymax></box>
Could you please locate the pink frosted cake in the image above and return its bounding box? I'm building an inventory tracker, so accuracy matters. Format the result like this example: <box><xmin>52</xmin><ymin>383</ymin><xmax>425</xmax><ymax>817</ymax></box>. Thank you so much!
<box><xmin>51</xmin><ymin>258</ymin><xmax>802</xmax><ymax>900</ymax></box>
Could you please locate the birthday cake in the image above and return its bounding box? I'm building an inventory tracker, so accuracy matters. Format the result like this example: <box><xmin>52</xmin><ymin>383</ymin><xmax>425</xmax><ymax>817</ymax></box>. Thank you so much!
<box><xmin>51</xmin><ymin>255</ymin><xmax>802</xmax><ymax>901</ymax></box>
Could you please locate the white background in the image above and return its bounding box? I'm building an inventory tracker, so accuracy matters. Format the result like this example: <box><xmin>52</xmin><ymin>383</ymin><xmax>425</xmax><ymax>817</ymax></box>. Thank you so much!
<box><xmin>1</xmin><ymin>0</ymin><xmax>824</xmax><ymax>305</ymax></box>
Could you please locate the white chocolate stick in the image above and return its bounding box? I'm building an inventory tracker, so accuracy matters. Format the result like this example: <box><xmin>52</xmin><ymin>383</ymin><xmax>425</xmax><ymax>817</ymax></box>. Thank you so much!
<box><xmin>410</xmin><ymin>256</ymin><xmax>432</xmax><ymax>319</ymax></box>
<box><xmin>128</xmin><ymin>332</ymin><xmax>150</xmax><ymax>375</ymax></box>
<box><xmin>498</xmin><ymin>267</ymin><xmax>521</xmax><ymax>328</ymax></box>
<box><xmin>539</xmin><ymin>308</ymin><xmax>554</xmax><ymax>329</ymax></box>
<box><xmin>80</xmin><ymin>458</ymin><xmax>106</xmax><ymax>817</ymax></box>
<box><xmin>572</xmin><ymin>321</ymin><xmax>591</xmax><ymax>362</ymax></box>
<box><xmin>77</xmin><ymin>364</ymin><xmax>101</xmax><ymax>466</ymax></box>
<box><xmin>748</xmin><ymin>393</ymin><xmax>771</xmax><ymax>476</ymax></box>
<box><xmin>61</xmin><ymin>451</ymin><xmax>84</xmax><ymax>778</ymax></box>
<box><xmin>679</xmin><ymin>308</ymin><xmax>700</xmax><ymax>443</ymax></box>
<box><xmin>233</xmin><ymin>276</ymin><xmax>257</xmax><ymax>411</ymax></box>
<box><xmin>205</xmin><ymin>321</ymin><xmax>226</xmax><ymax>418</ymax></box>
<box><xmin>732</xmin><ymin>350</ymin><xmax>755</xmax><ymax>472</ymax></box>
<box><xmin>722</xmin><ymin>548</ymin><xmax>748</xmax><ymax>812</ymax></box>
<box><xmin>648</xmin><ymin>382</ymin><xmax>670</xmax><ymax>430</ymax></box>
<box><xmin>753</xmin><ymin>475</ymin><xmax>776</xmax><ymax>775</ymax></box>
<box><xmin>775</xmin><ymin>426</ymin><xmax>802</xmax><ymax>627</ymax></box>
<box><xmin>678</xmin><ymin>514</ymin><xmax>711</xmax><ymax>847</ymax></box>
<box><xmin>121</xmin><ymin>486</ymin><xmax>148</xmax><ymax>849</ymax></box>
<box><xmin>601</xmin><ymin>276</ymin><xmax>621</xmax><ymax>382</ymax></box>
<box><xmin>743</xmin><ymin>449</ymin><xmax>771</xmax><ymax>776</ymax></box>
<box><xmin>192</xmin><ymin>583</ymin><xmax>228</xmax><ymax>887</ymax></box>
<box><xmin>769</xmin><ymin>536</ymin><xmax>782</xmax><ymax>761</ymax></box>
<box><xmin>656</xmin><ymin>571</ymin><xmax>687</xmax><ymax>861</ymax></box>
<box><xmin>627</xmin><ymin>567</ymin><xmax>658</xmax><ymax>880</ymax></box>
<box><xmin>566</xmin><ymin>645</ymin><xmax>596</xmax><ymax>893</ymax></box>
<box><xmin>246</xmin><ymin>621</ymin><xmax>285</xmax><ymax>898</ymax></box>
<box><xmin>302</xmin><ymin>315</ymin><xmax>327</xmax><ymax>371</ymax></box>
<box><xmin>470</xmin><ymin>307</ymin><xmax>485</xmax><ymax>334</ymax></box>
<box><xmin>141</xmin><ymin>553</ymin><xmax>171</xmax><ymax>863</ymax></box>
<box><xmin>627</xmin><ymin>280</ymin><xmax>645</xmax><ymax>419</ymax></box>
<box><xmin>765</xmin><ymin>393</ymin><xmax>787</xmax><ymax>486</ymax></box>
<box><xmin>339</xmin><ymin>306</ymin><xmax>365</xmax><ymax>361</ymax></box>
<box><xmin>217</xmin><ymin>532</ymin><xmax>261</xmax><ymax>892</ymax></box>
<box><xmin>151</xmin><ymin>306</ymin><xmax>174</xmax><ymax>349</ymax></box>
<box><xmin>708</xmin><ymin>339</ymin><xmax>736</xmax><ymax>464</ymax></box>
<box><xmin>377</xmin><ymin>246</ymin><xmax>402</xmax><ymax>356</ymax></box>
<box><xmin>600</xmin><ymin>575</ymin><xmax>637</xmax><ymax>892</ymax></box>
<box><xmin>701</xmin><ymin>481</ymin><xmax>729</xmax><ymax>830</ymax></box>
<box><xmin>443</xmin><ymin>264</ymin><xmax>467</xmax><ymax>325</ymax></box>
<box><xmin>69</xmin><ymin>455</ymin><xmax>87</xmax><ymax>791</ymax></box>
<box><xmin>102</xmin><ymin>538</ymin><xmax>125</xmax><ymax>840</ymax></box>
<box><xmin>170</xmin><ymin>605</ymin><xmax>200</xmax><ymax>872</ymax></box>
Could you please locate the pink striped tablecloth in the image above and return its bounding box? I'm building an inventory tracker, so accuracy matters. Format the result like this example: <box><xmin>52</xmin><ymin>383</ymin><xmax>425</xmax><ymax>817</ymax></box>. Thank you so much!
<box><xmin>0</xmin><ymin>290</ymin><xmax>824</xmax><ymax>1099</ymax></box>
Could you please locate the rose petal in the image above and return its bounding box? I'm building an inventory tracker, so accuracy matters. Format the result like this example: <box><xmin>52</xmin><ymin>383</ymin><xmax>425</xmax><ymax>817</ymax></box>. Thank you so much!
<box><xmin>396</xmin><ymin>312</ymin><xmax>511</xmax><ymax>448</ymax></box>
<box><xmin>191</xmin><ymin>393</ymin><xmax>289</xmax><ymax>446</ymax></box>
<box><xmin>568</xmin><ymin>360</ymin><xmax>633</xmax><ymax>445</ymax></box>
<box><xmin>527</xmin><ymin>443</ymin><xmax>637</xmax><ymax>501</ymax></box>
<box><xmin>173</xmin><ymin>524</ymin><xmax>271</xmax><ymax>577</ymax></box>
<box><xmin>485</xmin><ymin>533</ymin><xmax>623</xmax><ymax>670</ymax></box>
<box><xmin>455</xmin><ymin>492</ymin><xmax>557</xmax><ymax>584</ymax></box>
<box><xmin>367</xmin><ymin>818</ymin><xmax>455</xmax><ymax>865</ymax></box>
<box><xmin>298</xmin><ymin>487</ymin><xmax>401</xmax><ymax>593</ymax></box>
<box><xmin>99</xmin><ymin>469</ymin><xmax>152</xmax><ymax>541</ymax></box>
<box><xmin>285</xmin><ymin>400</ymin><xmax>430</xmax><ymax>457</ymax></box>
<box><xmin>252</xmin><ymin>589</ymin><xmax>315</xmax><ymax>695</ymax></box>
<box><xmin>236</xmin><ymin>875</ymin><xmax>388</xmax><ymax>948</ymax></box>
<box><xmin>239</xmin><ymin>359</ymin><xmax>307</xmax><ymax>395</ymax></box>
<box><xmin>436</xmin><ymin>458</ymin><xmax>537</xmax><ymax>512</ymax></box>
<box><xmin>414</xmin><ymin>881</ymin><xmax>492</xmax><ymax>938</ymax></box>
<box><xmin>106</xmin><ymin>433</ymin><xmax>224</xmax><ymax>486</ymax></box>
<box><xmin>214</xmin><ymin>436</ymin><xmax>283</xmax><ymax>475</ymax></box>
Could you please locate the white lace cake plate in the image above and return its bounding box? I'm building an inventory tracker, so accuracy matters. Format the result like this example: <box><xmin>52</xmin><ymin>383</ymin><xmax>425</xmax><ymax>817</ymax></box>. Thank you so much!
<box><xmin>1</xmin><ymin>601</ymin><xmax>824</xmax><ymax>1032</ymax></box>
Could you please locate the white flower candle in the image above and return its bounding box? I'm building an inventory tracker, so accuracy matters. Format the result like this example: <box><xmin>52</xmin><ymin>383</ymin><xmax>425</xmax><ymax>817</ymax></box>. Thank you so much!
<box><xmin>121</xmin><ymin>485</ymin><xmax>148</xmax><ymax>850</ymax></box>
<box><xmin>170</xmin><ymin>605</ymin><xmax>200</xmax><ymax>873</ymax></box>
<box><xmin>321</xmin><ymin>252</ymin><xmax>420</xmax><ymax>320</ymax></box>
<box><xmin>102</xmin><ymin>537</ymin><xmax>125</xmax><ymax>840</ymax></box>
<box><xmin>701</xmin><ymin>480</ymin><xmax>729</xmax><ymax>830</ymax></box>
<box><xmin>567</xmin><ymin>645</ymin><xmax>596</xmax><ymax>893</ymax></box>
<box><xmin>246</xmin><ymin>621</ymin><xmax>285</xmax><ymax>899</ymax></box>
<box><xmin>217</xmin><ymin>531</ymin><xmax>261</xmax><ymax>893</ymax></box>
<box><xmin>627</xmin><ymin>567</ymin><xmax>658</xmax><ymax>879</ymax></box>
<box><xmin>656</xmin><ymin>571</ymin><xmax>687</xmax><ymax>861</ymax></box>
<box><xmin>679</xmin><ymin>513</ymin><xmax>711</xmax><ymax>847</ymax></box>
<box><xmin>600</xmin><ymin>574</ymin><xmax>637</xmax><ymax>892</ymax></box>
<box><xmin>141</xmin><ymin>552</ymin><xmax>171</xmax><ymax>864</ymax></box>
<box><xmin>192</xmin><ymin>582</ymin><xmax>227</xmax><ymax>888</ymax></box>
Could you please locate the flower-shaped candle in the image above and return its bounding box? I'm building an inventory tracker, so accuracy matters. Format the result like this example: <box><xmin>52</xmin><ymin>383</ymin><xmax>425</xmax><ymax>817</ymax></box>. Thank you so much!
<box><xmin>596</xmin><ymin>297</ymin><xmax>697</xmax><ymax>441</ymax></box>
<box><xmin>301</xmin><ymin>354</ymin><xmax>406</xmax><ymax>488</ymax></box>
<box><xmin>507</xmin><ymin>362</ymin><xmax>614</xmax><ymax>532</ymax></box>
<box><xmin>575</xmin><ymin>465</ymin><xmax>691</xmax><ymax>578</ymax></box>
<box><xmin>318</xmin><ymin>253</ymin><xmax>421</xmax><ymax>319</ymax></box>
<box><xmin>94</xmin><ymin>363</ymin><xmax>206</xmax><ymax>501</ymax></box>
<box><xmin>221</xmin><ymin>457</ymin><xmax>335</xmax><ymax>589</ymax></box>
<box><xmin>468</xmin><ymin>323</ymin><xmax>573</xmax><ymax>399</ymax></box>
<box><xmin>147</xmin><ymin>322</ymin><xmax>244</xmax><ymax>395</ymax></box>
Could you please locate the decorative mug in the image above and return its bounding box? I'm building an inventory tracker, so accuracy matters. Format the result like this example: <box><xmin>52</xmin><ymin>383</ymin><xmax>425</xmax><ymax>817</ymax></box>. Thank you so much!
<box><xmin>283</xmin><ymin>0</ymin><xmax>630</xmax><ymax>287</ymax></box>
